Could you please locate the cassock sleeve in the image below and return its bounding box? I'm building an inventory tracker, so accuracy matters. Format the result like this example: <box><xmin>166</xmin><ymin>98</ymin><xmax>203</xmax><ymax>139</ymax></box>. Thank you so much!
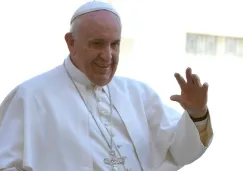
<box><xmin>194</xmin><ymin>117</ymin><xmax>212</xmax><ymax>146</ymax></box>
<box><xmin>0</xmin><ymin>87</ymin><xmax>26</xmax><ymax>170</ymax></box>
<box><xmin>169</xmin><ymin>111</ymin><xmax>213</xmax><ymax>166</ymax></box>
<box><xmin>143</xmin><ymin>84</ymin><xmax>213</xmax><ymax>167</ymax></box>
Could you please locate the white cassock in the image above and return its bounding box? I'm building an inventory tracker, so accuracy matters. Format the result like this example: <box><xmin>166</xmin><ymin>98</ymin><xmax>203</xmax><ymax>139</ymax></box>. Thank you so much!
<box><xmin>0</xmin><ymin>56</ymin><xmax>213</xmax><ymax>171</ymax></box>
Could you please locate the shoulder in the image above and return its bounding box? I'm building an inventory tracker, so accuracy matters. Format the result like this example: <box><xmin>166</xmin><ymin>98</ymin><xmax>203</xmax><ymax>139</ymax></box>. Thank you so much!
<box><xmin>4</xmin><ymin>65</ymin><xmax>64</xmax><ymax>100</ymax></box>
<box><xmin>23</xmin><ymin>65</ymin><xmax>63</xmax><ymax>87</ymax></box>
<box><xmin>111</xmin><ymin>76</ymin><xmax>157</xmax><ymax>96</ymax></box>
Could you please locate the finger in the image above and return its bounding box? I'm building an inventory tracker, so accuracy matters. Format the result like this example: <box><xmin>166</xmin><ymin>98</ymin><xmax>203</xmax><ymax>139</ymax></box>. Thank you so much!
<box><xmin>202</xmin><ymin>82</ymin><xmax>209</xmax><ymax>92</ymax></box>
<box><xmin>170</xmin><ymin>95</ymin><xmax>182</xmax><ymax>103</ymax></box>
<box><xmin>174</xmin><ymin>73</ymin><xmax>186</xmax><ymax>89</ymax></box>
<box><xmin>192</xmin><ymin>74</ymin><xmax>202</xmax><ymax>86</ymax></box>
<box><xmin>186</xmin><ymin>67</ymin><xmax>194</xmax><ymax>84</ymax></box>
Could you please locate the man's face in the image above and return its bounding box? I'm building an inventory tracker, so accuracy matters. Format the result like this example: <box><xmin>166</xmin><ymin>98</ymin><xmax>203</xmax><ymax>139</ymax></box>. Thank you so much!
<box><xmin>65</xmin><ymin>10</ymin><xmax>121</xmax><ymax>86</ymax></box>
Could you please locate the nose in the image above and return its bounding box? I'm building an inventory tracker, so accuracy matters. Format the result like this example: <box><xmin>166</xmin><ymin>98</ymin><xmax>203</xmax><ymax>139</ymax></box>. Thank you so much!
<box><xmin>101</xmin><ymin>46</ymin><xmax>112</xmax><ymax>61</ymax></box>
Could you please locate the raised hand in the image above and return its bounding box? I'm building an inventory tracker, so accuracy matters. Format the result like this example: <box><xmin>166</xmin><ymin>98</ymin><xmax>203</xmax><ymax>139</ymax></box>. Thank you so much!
<box><xmin>170</xmin><ymin>67</ymin><xmax>208</xmax><ymax>118</ymax></box>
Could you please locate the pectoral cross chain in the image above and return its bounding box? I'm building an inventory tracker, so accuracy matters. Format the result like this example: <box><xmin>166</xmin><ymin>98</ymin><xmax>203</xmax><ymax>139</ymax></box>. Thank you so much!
<box><xmin>104</xmin><ymin>150</ymin><xmax>126</xmax><ymax>171</ymax></box>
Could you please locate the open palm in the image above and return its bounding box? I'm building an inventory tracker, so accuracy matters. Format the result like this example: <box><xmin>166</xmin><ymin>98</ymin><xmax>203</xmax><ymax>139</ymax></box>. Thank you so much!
<box><xmin>170</xmin><ymin>67</ymin><xmax>208</xmax><ymax>118</ymax></box>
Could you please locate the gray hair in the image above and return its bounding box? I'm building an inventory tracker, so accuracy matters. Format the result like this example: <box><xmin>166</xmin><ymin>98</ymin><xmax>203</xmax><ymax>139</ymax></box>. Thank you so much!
<box><xmin>69</xmin><ymin>16</ymin><xmax>82</xmax><ymax>35</ymax></box>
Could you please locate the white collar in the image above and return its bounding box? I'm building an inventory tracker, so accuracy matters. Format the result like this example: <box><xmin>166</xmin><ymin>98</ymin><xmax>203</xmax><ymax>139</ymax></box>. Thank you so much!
<box><xmin>64</xmin><ymin>55</ymin><xmax>104</xmax><ymax>92</ymax></box>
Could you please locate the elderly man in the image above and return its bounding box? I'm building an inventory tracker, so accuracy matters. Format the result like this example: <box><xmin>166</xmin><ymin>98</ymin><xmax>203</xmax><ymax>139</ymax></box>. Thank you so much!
<box><xmin>0</xmin><ymin>1</ymin><xmax>213</xmax><ymax>171</ymax></box>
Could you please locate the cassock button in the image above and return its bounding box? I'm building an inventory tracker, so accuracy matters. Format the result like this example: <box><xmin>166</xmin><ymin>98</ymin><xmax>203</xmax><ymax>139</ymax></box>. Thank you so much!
<box><xmin>100</xmin><ymin>109</ymin><xmax>110</xmax><ymax>116</ymax></box>
<box><xmin>96</xmin><ymin>96</ymin><xmax>101</xmax><ymax>102</ymax></box>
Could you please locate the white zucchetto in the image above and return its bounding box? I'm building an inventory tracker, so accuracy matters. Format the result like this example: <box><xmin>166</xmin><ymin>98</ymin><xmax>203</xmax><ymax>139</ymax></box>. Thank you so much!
<box><xmin>70</xmin><ymin>1</ymin><xmax>120</xmax><ymax>24</ymax></box>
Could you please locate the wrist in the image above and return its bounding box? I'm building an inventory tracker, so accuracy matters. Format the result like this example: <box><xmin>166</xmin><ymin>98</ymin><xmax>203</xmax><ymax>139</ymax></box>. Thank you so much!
<box><xmin>190</xmin><ymin>109</ymin><xmax>209</xmax><ymax>122</ymax></box>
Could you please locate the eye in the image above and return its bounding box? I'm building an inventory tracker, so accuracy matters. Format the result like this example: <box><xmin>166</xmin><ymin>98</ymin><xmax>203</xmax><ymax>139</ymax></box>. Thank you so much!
<box><xmin>111</xmin><ymin>41</ymin><xmax>120</xmax><ymax>48</ymax></box>
<box><xmin>93</xmin><ymin>41</ymin><xmax>103</xmax><ymax>47</ymax></box>
<box><xmin>89</xmin><ymin>41</ymin><xmax>104</xmax><ymax>49</ymax></box>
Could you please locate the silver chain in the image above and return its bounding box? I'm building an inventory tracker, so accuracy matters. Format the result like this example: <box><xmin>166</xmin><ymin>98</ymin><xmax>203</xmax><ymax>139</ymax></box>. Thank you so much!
<box><xmin>63</xmin><ymin>61</ymin><xmax>114</xmax><ymax>151</ymax></box>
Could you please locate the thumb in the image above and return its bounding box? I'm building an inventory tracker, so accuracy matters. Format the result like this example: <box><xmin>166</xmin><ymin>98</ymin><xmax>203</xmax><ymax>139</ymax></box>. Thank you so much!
<box><xmin>170</xmin><ymin>95</ymin><xmax>182</xmax><ymax>102</ymax></box>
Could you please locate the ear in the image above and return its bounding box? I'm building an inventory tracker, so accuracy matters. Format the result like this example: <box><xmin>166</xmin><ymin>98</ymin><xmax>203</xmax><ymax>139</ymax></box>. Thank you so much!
<box><xmin>65</xmin><ymin>32</ymin><xmax>75</xmax><ymax>55</ymax></box>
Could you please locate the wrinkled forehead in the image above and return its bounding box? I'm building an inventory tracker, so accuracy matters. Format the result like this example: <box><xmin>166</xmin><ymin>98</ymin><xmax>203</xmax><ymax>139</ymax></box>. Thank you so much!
<box><xmin>76</xmin><ymin>10</ymin><xmax>121</xmax><ymax>31</ymax></box>
<box><xmin>75</xmin><ymin>11</ymin><xmax>121</xmax><ymax>40</ymax></box>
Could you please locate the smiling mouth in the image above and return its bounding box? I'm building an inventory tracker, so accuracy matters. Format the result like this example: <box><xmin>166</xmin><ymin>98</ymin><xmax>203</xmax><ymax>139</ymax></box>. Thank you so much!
<box><xmin>94</xmin><ymin>63</ymin><xmax>111</xmax><ymax>68</ymax></box>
